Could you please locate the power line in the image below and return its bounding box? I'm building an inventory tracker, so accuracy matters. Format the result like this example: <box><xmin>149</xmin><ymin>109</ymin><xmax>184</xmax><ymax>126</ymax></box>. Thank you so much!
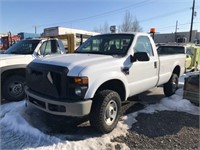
<box><xmin>37</xmin><ymin>0</ymin><xmax>153</xmax><ymax>28</ymax></box>
<box><xmin>157</xmin><ymin>22</ymin><xmax>191</xmax><ymax>30</ymax></box>
<box><xmin>139</xmin><ymin>7</ymin><xmax>190</xmax><ymax>23</ymax></box>
<box><xmin>16</xmin><ymin>1</ymin><xmax>199</xmax><ymax>33</ymax></box>
<box><xmin>156</xmin><ymin>22</ymin><xmax>199</xmax><ymax>31</ymax></box>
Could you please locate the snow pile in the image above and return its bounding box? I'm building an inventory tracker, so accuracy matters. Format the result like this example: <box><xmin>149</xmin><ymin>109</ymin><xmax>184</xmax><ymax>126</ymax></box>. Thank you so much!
<box><xmin>0</xmin><ymin>101</ymin><xmax>60</xmax><ymax>149</ymax></box>
<box><xmin>142</xmin><ymin>89</ymin><xmax>199</xmax><ymax>115</ymax></box>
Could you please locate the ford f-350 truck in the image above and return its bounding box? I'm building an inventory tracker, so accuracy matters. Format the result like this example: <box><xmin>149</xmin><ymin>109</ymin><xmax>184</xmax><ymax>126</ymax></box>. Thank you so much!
<box><xmin>0</xmin><ymin>38</ymin><xmax>65</xmax><ymax>101</ymax></box>
<box><xmin>25</xmin><ymin>33</ymin><xmax>185</xmax><ymax>133</ymax></box>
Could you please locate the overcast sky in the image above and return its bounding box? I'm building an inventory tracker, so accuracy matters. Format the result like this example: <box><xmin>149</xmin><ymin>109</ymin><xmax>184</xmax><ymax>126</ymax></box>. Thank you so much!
<box><xmin>1</xmin><ymin>0</ymin><xmax>200</xmax><ymax>34</ymax></box>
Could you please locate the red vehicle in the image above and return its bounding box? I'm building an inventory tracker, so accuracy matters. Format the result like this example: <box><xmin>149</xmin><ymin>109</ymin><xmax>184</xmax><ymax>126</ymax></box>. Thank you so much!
<box><xmin>1</xmin><ymin>32</ymin><xmax>20</xmax><ymax>50</ymax></box>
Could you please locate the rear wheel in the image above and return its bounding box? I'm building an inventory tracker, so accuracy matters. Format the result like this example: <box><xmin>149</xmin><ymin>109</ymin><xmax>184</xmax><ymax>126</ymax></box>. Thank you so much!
<box><xmin>90</xmin><ymin>90</ymin><xmax>121</xmax><ymax>133</ymax></box>
<box><xmin>163</xmin><ymin>73</ymin><xmax>178</xmax><ymax>97</ymax></box>
<box><xmin>2</xmin><ymin>75</ymin><xmax>25</xmax><ymax>101</ymax></box>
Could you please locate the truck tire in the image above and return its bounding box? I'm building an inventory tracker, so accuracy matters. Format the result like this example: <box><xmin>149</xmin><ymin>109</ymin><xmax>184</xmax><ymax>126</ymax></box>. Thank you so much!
<box><xmin>2</xmin><ymin>75</ymin><xmax>25</xmax><ymax>101</ymax></box>
<box><xmin>90</xmin><ymin>90</ymin><xmax>121</xmax><ymax>133</ymax></box>
<box><xmin>163</xmin><ymin>73</ymin><xmax>178</xmax><ymax>97</ymax></box>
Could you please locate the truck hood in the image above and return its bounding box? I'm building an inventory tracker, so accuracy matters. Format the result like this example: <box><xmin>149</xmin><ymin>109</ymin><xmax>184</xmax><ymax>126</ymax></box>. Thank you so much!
<box><xmin>0</xmin><ymin>54</ymin><xmax>33</xmax><ymax>68</ymax></box>
<box><xmin>33</xmin><ymin>53</ymin><xmax>123</xmax><ymax>75</ymax></box>
<box><xmin>0</xmin><ymin>54</ymin><xmax>27</xmax><ymax>60</ymax></box>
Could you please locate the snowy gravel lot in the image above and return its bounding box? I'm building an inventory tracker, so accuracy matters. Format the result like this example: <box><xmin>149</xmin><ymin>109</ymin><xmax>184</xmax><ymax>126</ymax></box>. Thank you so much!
<box><xmin>0</xmin><ymin>72</ymin><xmax>199</xmax><ymax>150</ymax></box>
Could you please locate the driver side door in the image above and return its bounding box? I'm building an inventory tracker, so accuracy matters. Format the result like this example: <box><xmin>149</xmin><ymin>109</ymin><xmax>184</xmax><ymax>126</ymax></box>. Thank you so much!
<box><xmin>128</xmin><ymin>36</ymin><xmax>159</xmax><ymax>96</ymax></box>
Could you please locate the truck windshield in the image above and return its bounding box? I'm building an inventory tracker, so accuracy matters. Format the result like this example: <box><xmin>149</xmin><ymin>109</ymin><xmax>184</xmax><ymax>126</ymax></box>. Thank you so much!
<box><xmin>4</xmin><ymin>40</ymin><xmax>40</xmax><ymax>54</ymax></box>
<box><xmin>75</xmin><ymin>34</ymin><xmax>134</xmax><ymax>56</ymax></box>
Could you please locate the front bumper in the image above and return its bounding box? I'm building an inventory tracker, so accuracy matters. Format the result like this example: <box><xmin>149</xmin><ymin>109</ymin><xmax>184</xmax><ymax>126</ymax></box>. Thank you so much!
<box><xmin>25</xmin><ymin>88</ymin><xmax>92</xmax><ymax>117</ymax></box>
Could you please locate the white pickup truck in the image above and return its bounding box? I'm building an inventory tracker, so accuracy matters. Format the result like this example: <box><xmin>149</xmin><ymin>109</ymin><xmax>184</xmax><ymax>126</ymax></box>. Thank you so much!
<box><xmin>25</xmin><ymin>33</ymin><xmax>185</xmax><ymax>133</ymax></box>
<box><xmin>0</xmin><ymin>38</ymin><xmax>65</xmax><ymax>101</ymax></box>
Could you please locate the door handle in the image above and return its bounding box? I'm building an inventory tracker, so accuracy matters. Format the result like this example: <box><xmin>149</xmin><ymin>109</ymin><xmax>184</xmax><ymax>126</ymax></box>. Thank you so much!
<box><xmin>154</xmin><ymin>61</ymin><xmax>157</xmax><ymax>68</ymax></box>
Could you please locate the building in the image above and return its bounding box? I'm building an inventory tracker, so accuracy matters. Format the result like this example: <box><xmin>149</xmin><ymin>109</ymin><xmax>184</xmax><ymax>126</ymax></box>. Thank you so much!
<box><xmin>42</xmin><ymin>26</ymin><xmax>100</xmax><ymax>51</ymax></box>
<box><xmin>154</xmin><ymin>30</ymin><xmax>200</xmax><ymax>44</ymax></box>
<box><xmin>43</xmin><ymin>26</ymin><xmax>99</xmax><ymax>37</ymax></box>
<box><xmin>18</xmin><ymin>32</ymin><xmax>40</xmax><ymax>39</ymax></box>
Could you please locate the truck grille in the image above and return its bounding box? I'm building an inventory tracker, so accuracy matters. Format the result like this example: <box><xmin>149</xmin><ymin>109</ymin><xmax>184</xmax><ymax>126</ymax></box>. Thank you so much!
<box><xmin>26</xmin><ymin>62</ymin><xmax>69</xmax><ymax>99</ymax></box>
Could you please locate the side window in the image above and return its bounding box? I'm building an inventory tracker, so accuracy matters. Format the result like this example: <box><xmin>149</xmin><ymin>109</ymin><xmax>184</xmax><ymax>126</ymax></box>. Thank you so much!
<box><xmin>39</xmin><ymin>41</ymin><xmax>51</xmax><ymax>55</ymax></box>
<box><xmin>39</xmin><ymin>40</ymin><xmax>60</xmax><ymax>56</ymax></box>
<box><xmin>134</xmin><ymin>36</ymin><xmax>154</xmax><ymax>56</ymax></box>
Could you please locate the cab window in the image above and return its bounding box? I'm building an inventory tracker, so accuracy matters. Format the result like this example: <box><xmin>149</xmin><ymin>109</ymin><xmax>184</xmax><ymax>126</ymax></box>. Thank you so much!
<box><xmin>134</xmin><ymin>36</ymin><xmax>154</xmax><ymax>56</ymax></box>
<box><xmin>39</xmin><ymin>40</ymin><xmax>61</xmax><ymax>56</ymax></box>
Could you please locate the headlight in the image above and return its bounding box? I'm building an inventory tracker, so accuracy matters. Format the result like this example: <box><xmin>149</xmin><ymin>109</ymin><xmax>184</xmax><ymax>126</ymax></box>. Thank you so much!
<box><xmin>75</xmin><ymin>87</ymin><xmax>82</xmax><ymax>96</ymax></box>
<box><xmin>74</xmin><ymin>86</ymin><xmax>88</xmax><ymax>96</ymax></box>
<box><xmin>68</xmin><ymin>76</ymin><xmax>89</xmax><ymax>99</ymax></box>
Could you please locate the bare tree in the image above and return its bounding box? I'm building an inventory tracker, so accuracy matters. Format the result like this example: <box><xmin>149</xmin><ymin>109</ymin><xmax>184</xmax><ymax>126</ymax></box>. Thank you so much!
<box><xmin>120</xmin><ymin>11</ymin><xmax>143</xmax><ymax>32</ymax></box>
<box><xmin>121</xmin><ymin>11</ymin><xmax>133</xmax><ymax>32</ymax></box>
<box><xmin>103</xmin><ymin>21</ymin><xmax>109</xmax><ymax>33</ymax></box>
<box><xmin>93</xmin><ymin>11</ymin><xmax>143</xmax><ymax>33</ymax></box>
<box><xmin>132</xmin><ymin>17</ymin><xmax>143</xmax><ymax>32</ymax></box>
<box><xmin>93</xmin><ymin>21</ymin><xmax>110</xmax><ymax>33</ymax></box>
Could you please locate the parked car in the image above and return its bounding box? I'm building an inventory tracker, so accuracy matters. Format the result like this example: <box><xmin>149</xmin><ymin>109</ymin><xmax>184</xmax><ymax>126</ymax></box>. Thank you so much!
<box><xmin>25</xmin><ymin>32</ymin><xmax>185</xmax><ymax>133</ymax></box>
<box><xmin>0</xmin><ymin>38</ymin><xmax>66</xmax><ymax>101</ymax></box>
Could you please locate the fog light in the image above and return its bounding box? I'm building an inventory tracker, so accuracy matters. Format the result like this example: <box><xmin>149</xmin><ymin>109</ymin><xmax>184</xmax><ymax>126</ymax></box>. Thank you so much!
<box><xmin>75</xmin><ymin>87</ymin><xmax>82</xmax><ymax>96</ymax></box>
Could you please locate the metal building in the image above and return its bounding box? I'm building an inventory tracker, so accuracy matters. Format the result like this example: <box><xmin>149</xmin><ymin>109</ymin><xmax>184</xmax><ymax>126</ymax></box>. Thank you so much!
<box><xmin>154</xmin><ymin>30</ymin><xmax>200</xmax><ymax>44</ymax></box>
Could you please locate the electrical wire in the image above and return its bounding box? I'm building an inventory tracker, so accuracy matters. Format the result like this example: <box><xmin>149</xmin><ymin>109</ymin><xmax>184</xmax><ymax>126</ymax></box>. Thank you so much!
<box><xmin>37</xmin><ymin>0</ymin><xmax>154</xmax><ymax>27</ymax></box>
<box><xmin>156</xmin><ymin>22</ymin><xmax>200</xmax><ymax>31</ymax></box>
<box><xmin>139</xmin><ymin>7</ymin><xmax>190</xmax><ymax>23</ymax></box>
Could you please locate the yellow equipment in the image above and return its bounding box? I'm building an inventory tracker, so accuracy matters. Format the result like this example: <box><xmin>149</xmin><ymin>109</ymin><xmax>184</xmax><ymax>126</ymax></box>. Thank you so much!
<box><xmin>43</xmin><ymin>34</ymin><xmax>93</xmax><ymax>53</ymax></box>
<box><xmin>184</xmin><ymin>44</ymin><xmax>200</xmax><ymax>71</ymax></box>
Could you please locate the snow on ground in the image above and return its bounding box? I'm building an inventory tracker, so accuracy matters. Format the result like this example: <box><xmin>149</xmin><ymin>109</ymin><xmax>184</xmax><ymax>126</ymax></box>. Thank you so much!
<box><xmin>0</xmin><ymin>72</ymin><xmax>199</xmax><ymax>150</ymax></box>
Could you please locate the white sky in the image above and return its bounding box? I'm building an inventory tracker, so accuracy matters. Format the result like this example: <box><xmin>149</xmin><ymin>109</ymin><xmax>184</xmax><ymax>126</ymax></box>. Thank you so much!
<box><xmin>0</xmin><ymin>72</ymin><xmax>199</xmax><ymax>150</ymax></box>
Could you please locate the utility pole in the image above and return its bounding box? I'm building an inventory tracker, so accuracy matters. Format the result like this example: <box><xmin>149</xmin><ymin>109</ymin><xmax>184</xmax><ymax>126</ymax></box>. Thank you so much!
<box><xmin>34</xmin><ymin>26</ymin><xmax>37</xmax><ymax>34</ymax></box>
<box><xmin>189</xmin><ymin>0</ymin><xmax>195</xmax><ymax>42</ymax></box>
<box><xmin>175</xmin><ymin>20</ymin><xmax>178</xmax><ymax>42</ymax></box>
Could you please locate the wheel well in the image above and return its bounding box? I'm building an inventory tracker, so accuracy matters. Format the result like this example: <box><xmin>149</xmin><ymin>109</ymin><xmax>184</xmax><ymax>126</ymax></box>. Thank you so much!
<box><xmin>95</xmin><ymin>79</ymin><xmax>126</xmax><ymax>101</ymax></box>
<box><xmin>173</xmin><ymin>66</ymin><xmax>180</xmax><ymax>77</ymax></box>
<box><xmin>1</xmin><ymin>68</ymin><xmax>26</xmax><ymax>83</ymax></box>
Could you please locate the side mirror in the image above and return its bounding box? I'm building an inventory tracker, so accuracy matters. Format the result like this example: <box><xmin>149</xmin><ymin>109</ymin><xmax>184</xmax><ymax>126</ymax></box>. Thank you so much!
<box><xmin>130</xmin><ymin>52</ymin><xmax>150</xmax><ymax>63</ymax></box>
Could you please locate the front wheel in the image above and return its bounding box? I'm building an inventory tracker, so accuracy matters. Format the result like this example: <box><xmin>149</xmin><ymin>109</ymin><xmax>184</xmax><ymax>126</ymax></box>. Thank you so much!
<box><xmin>163</xmin><ymin>73</ymin><xmax>178</xmax><ymax>97</ymax></box>
<box><xmin>90</xmin><ymin>90</ymin><xmax>121</xmax><ymax>133</ymax></box>
<box><xmin>2</xmin><ymin>75</ymin><xmax>25</xmax><ymax>101</ymax></box>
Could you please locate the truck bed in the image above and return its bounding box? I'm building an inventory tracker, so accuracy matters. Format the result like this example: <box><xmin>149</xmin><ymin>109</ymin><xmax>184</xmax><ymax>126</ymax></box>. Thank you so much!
<box><xmin>158</xmin><ymin>54</ymin><xmax>185</xmax><ymax>86</ymax></box>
